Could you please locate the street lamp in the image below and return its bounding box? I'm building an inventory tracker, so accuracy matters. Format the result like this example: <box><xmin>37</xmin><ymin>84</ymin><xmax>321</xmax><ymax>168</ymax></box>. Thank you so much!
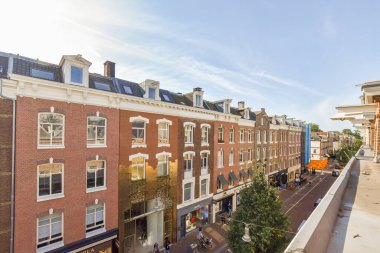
<box><xmin>242</xmin><ymin>223</ymin><xmax>251</xmax><ymax>243</ymax></box>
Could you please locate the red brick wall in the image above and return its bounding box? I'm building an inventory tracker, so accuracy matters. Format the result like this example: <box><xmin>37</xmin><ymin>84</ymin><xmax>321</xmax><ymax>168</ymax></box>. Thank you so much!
<box><xmin>0</xmin><ymin>98</ymin><xmax>13</xmax><ymax>253</ymax></box>
<box><xmin>14</xmin><ymin>97</ymin><xmax>119</xmax><ymax>252</ymax></box>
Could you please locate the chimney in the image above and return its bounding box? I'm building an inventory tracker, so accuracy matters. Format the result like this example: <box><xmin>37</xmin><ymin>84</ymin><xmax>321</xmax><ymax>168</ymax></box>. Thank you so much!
<box><xmin>104</xmin><ymin>61</ymin><xmax>115</xmax><ymax>78</ymax></box>
<box><xmin>238</xmin><ymin>101</ymin><xmax>245</xmax><ymax>110</ymax></box>
<box><xmin>193</xmin><ymin>87</ymin><xmax>202</xmax><ymax>92</ymax></box>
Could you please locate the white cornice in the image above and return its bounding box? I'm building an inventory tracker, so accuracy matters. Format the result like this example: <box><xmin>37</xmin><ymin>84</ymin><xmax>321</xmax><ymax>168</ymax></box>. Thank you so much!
<box><xmin>2</xmin><ymin>74</ymin><xmax>242</xmax><ymax>123</ymax></box>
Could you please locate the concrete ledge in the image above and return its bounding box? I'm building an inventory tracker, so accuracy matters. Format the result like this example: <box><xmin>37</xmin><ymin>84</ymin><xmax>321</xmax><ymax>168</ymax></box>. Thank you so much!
<box><xmin>284</xmin><ymin>152</ymin><xmax>358</xmax><ymax>253</ymax></box>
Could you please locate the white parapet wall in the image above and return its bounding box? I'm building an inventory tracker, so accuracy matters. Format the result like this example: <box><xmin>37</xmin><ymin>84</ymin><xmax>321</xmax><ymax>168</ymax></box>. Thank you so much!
<box><xmin>284</xmin><ymin>152</ymin><xmax>359</xmax><ymax>253</ymax></box>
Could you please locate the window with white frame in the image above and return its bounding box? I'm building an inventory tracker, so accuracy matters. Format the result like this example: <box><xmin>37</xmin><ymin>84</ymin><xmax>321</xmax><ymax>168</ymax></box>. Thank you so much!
<box><xmin>38</xmin><ymin>113</ymin><xmax>64</xmax><ymax>147</ymax></box>
<box><xmin>184</xmin><ymin>182</ymin><xmax>192</xmax><ymax>202</ymax></box>
<box><xmin>86</xmin><ymin>204</ymin><xmax>105</xmax><ymax>233</ymax></box>
<box><xmin>37</xmin><ymin>213</ymin><xmax>63</xmax><ymax>248</ymax></box>
<box><xmin>157</xmin><ymin>154</ymin><xmax>169</xmax><ymax>176</ymax></box>
<box><xmin>261</xmin><ymin>118</ymin><xmax>264</xmax><ymax>125</ymax></box>
<box><xmin>218</xmin><ymin>126</ymin><xmax>224</xmax><ymax>143</ymax></box>
<box><xmin>229</xmin><ymin>150</ymin><xmax>234</xmax><ymax>165</ymax></box>
<box><xmin>201</xmin><ymin>152</ymin><xmax>209</xmax><ymax>169</ymax></box>
<box><xmin>269</xmin><ymin>131</ymin><xmax>273</xmax><ymax>143</ymax></box>
<box><xmin>71</xmin><ymin>65</ymin><xmax>83</xmax><ymax>84</ymax></box>
<box><xmin>184</xmin><ymin>124</ymin><xmax>194</xmax><ymax>144</ymax></box>
<box><xmin>224</xmin><ymin>103</ymin><xmax>230</xmax><ymax>113</ymax></box>
<box><xmin>195</xmin><ymin>94</ymin><xmax>202</xmax><ymax>107</ymax></box>
<box><xmin>200</xmin><ymin>178</ymin><xmax>208</xmax><ymax>197</ymax></box>
<box><xmin>38</xmin><ymin>163</ymin><xmax>63</xmax><ymax>200</ymax></box>
<box><xmin>248</xmin><ymin>130</ymin><xmax>252</xmax><ymax>143</ymax></box>
<box><xmin>244</xmin><ymin>110</ymin><xmax>250</xmax><ymax>119</ymax></box>
<box><xmin>87</xmin><ymin>117</ymin><xmax>106</xmax><ymax>146</ymax></box>
<box><xmin>86</xmin><ymin>160</ymin><xmax>105</xmax><ymax>190</ymax></box>
<box><xmin>131</xmin><ymin>156</ymin><xmax>146</xmax><ymax>180</ymax></box>
<box><xmin>257</xmin><ymin>148</ymin><xmax>261</xmax><ymax>160</ymax></box>
<box><xmin>158</xmin><ymin>122</ymin><xmax>170</xmax><ymax>144</ymax></box>
<box><xmin>218</xmin><ymin>149</ymin><xmax>224</xmax><ymax>168</ymax></box>
<box><xmin>201</xmin><ymin>126</ymin><xmax>209</xmax><ymax>145</ymax></box>
<box><xmin>240</xmin><ymin>129</ymin><xmax>245</xmax><ymax>143</ymax></box>
<box><xmin>263</xmin><ymin>147</ymin><xmax>266</xmax><ymax>159</ymax></box>
<box><xmin>257</xmin><ymin>130</ymin><xmax>261</xmax><ymax>143</ymax></box>
<box><xmin>184</xmin><ymin>153</ymin><xmax>193</xmax><ymax>172</ymax></box>
<box><xmin>263</xmin><ymin>130</ymin><xmax>267</xmax><ymax>143</ymax></box>
<box><xmin>248</xmin><ymin>149</ymin><xmax>252</xmax><ymax>161</ymax></box>
<box><xmin>229</xmin><ymin>128</ymin><xmax>235</xmax><ymax>143</ymax></box>
<box><xmin>132</xmin><ymin>120</ymin><xmax>146</xmax><ymax>145</ymax></box>
<box><xmin>239</xmin><ymin>150</ymin><xmax>244</xmax><ymax>163</ymax></box>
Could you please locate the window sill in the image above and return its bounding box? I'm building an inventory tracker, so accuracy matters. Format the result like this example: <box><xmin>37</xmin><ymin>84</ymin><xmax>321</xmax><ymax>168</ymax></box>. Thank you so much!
<box><xmin>86</xmin><ymin>227</ymin><xmax>106</xmax><ymax>238</ymax></box>
<box><xmin>37</xmin><ymin>193</ymin><xmax>64</xmax><ymax>202</ymax></box>
<box><xmin>132</xmin><ymin>178</ymin><xmax>146</xmax><ymax>182</ymax></box>
<box><xmin>239</xmin><ymin>162</ymin><xmax>245</xmax><ymax>165</ymax></box>
<box><xmin>37</xmin><ymin>241</ymin><xmax>64</xmax><ymax>253</ymax></box>
<box><xmin>229</xmin><ymin>142</ymin><xmax>235</xmax><ymax>144</ymax></box>
<box><xmin>229</xmin><ymin>163</ymin><xmax>234</xmax><ymax>166</ymax></box>
<box><xmin>201</xmin><ymin>143</ymin><xmax>209</xmax><ymax>147</ymax></box>
<box><xmin>217</xmin><ymin>166</ymin><xmax>224</xmax><ymax>169</ymax></box>
<box><xmin>87</xmin><ymin>144</ymin><xmax>107</xmax><ymax>148</ymax></box>
<box><xmin>86</xmin><ymin>186</ymin><xmax>107</xmax><ymax>193</ymax></box>
<box><xmin>216</xmin><ymin>189</ymin><xmax>223</xmax><ymax>193</ymax></box>
<box><xmin>185</xmin><ymin>143</ymin><xmax>194</xmax><ymax>147</ymax></box>
<box><xmin>158</xmin><ymin>143</ymin><xmax>170</xmax><ymax>147</ymax></box>
<box><xmin>37</xmin><ymin>145</ymin><xmax>65</xmax><ymax>150</ymax></box>
<box><xmin>228</xmin><ymin>185</ymin><xmax>234</xmax><ymax>189</ymax></box>
<box><xmin>247</xmin><ymin>161</ymin><xmax>252</xmax><ymax>164</ymax></box>
<box><xmin>240</xmin><ymin>141</ymin><xmax>245</xmax><ymax>144</ymax></box>
<box><xmin>132</xmin><ymin>144</ymin><xmax>147</xmax><ymax>148</ymax></box>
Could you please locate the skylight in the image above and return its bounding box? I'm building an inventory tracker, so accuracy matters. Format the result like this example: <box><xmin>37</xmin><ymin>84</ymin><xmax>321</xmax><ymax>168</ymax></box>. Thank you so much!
<box><xmin>94</xmin><ymin>81</ymin><xmax>111</xmax><ymax>91</ymax></box>
<box><xmin>123</xmin><ymin>85</ymin><xmax>132</xmax><ymax>94</ymax></box>
<box><xmin>31</xmin><ymin>68</ymin><xmax>54</xmax><ymax>80</ymax></box>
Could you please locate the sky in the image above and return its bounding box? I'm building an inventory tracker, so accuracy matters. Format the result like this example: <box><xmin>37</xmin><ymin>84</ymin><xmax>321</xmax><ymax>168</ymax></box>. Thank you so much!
<box><xmin>2</xmin><ymin>0</ymin><xmax>380</xmax><ymax>131</ymax></box>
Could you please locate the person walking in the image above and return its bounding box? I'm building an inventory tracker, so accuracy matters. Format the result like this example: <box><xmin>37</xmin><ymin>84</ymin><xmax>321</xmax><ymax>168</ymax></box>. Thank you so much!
<box><xmin>164</xmin><ymin>236</ymin><xmax>171</xmax><ymax>253</ymax></box>
<box><xmin>198</xmin><ymin>223</ymin><xmax>203</xmax><ymax>238</ymax></box>
<box><xmin>153</xmin><ymin>242</ymin><xmax>159</xmax><ymax>253</ymax></box>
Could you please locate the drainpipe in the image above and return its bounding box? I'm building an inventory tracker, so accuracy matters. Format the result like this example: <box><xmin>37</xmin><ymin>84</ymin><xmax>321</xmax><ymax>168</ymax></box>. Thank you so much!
<box><xmin>0</xmin><ymin>78</ymin><xmax>16</xmax><ymax>253</ymax></box>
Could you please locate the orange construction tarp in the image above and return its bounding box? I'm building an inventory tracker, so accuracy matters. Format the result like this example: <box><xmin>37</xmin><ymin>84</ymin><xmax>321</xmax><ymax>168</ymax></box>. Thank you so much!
<box><xmin>306</xmin><ymin>159</ymin><xmax>328</xmax><ymax>169</ymax></box>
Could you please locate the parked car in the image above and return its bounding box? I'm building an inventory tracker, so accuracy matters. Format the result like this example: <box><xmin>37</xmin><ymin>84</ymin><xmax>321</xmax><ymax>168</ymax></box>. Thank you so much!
<box><xmin>314</xmin><ymin>198</ymin><xmax>322</xmax><ymax>207</ymax></box>
<box><xmin>332</xmin><ymin>169</ymin><xmax>340</xmax><ymax>177</ymax></box>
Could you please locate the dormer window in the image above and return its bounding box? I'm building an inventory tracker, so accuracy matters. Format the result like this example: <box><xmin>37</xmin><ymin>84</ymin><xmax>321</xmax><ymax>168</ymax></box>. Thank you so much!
<box><xmin>31</xmin><ymin>68</ymin><xmax>54</xmax><ymax>81</ymax></box>
<box><xmin>148</xmin><ymin>87</ymin><xmax>156</xmax><ymax>99</ymax></box>
<box><xmin>195</xmin><ymin>95</ymin><xmax>202</xmax><ymax>107</ymax></box>
<box><xmin>224</xmin><ymin>103</ymin><xmax>230</xmax><ymax>113</ymax></box>
<box><xmin>244</xmin><ymin>110</ymin><xmax>250</xmax><ymax>119</ymax></box>
<box><xmin>94</xmin><ymin>82</ymin><xmax>111</xmax><ymax>91</ymax></box>
<box><xmin>123</xmin><ymin>86</ymin><xmax>133</xmax><ymax>94</ymax></box>
<box><xmin>71</xmin><ymin>66</ymin><xmax>83</xmax><ymax>84</ymax></box>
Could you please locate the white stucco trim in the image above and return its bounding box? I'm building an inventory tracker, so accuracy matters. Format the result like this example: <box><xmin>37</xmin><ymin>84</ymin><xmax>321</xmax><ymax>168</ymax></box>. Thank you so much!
<box><xmin>156</xmin><ymin>118</ymin><xmax>172</xmax><ymax>125</ymax></box>
<box><xmin>129</xmin><ymin>116</ymin><xmax>149</xmax><ymax>123</ymax></box>
<box><xmin>129</xmin><ymin>153</ymin><xmax>149</xmax><ymax>161</ymax></box>
<box><xmin>155</xmin><ymin>151</ymin><xmax>172</xmax><ymax>159</ymax></box>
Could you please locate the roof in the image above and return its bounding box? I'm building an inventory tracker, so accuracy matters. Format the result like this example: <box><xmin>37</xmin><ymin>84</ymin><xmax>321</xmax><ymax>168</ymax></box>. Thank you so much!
<box><xmin>12</xmin><ymin>57</ymin><xmax>62</xmax><ymax>82</ymax></box>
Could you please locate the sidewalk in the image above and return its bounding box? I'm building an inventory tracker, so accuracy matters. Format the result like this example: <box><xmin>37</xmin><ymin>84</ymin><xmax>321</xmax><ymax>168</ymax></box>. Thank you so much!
<box><xmin>171</xmin><ymin>223</ymin><xmax>230</xmax><ymax>253</ymax></box>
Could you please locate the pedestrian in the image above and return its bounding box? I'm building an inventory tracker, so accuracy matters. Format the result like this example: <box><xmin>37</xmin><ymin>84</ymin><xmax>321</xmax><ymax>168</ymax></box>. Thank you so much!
<box><xmin>227</xmin><ymin>201</ymin><xmax>232</xmax><ymax>217</ymax></box>
<box><xmin>198</xmin><ymin>223</ymin><xmax>203</xmax><ymax>238</ymax></box>
<box><xmin>153</xmin><ymin>242</ymin><xmax>159</xmax><ymax>253</ymax></box>
<box><xmin>164</xmin><ymin>236</ymin><xmax>171</xmax><ymax>253</ymax></box>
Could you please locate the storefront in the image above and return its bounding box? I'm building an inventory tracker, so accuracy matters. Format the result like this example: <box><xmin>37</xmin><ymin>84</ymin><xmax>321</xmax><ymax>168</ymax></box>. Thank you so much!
<box><xmin>49</xmin><ymin>229</ymin><xmax>117</xmax><ymax>253</ymax></box>
<box><xmin>177</xmin><ymin>197</ymin><xmax>212</xmax><ymax>240</ymax></box>
<box><xmin>268</xmin><ymin>170</ymin><xmax>279</xmax><ymax>186</ymax></box>
<box><xmin>288</xmin><ymin>165</ymin><xmax>301</xmax><ymax>182</ymax></box>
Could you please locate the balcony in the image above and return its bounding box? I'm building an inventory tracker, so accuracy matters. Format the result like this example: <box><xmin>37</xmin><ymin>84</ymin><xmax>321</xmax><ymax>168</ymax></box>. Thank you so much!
<box><xmin>285</xmin><ymin>146</ymin><xmax>380</xmax><ymax>253</ymax></box>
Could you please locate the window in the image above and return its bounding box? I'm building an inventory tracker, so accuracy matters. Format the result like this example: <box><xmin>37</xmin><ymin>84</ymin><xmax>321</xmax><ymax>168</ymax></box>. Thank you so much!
<box><xmin>195</xmin><ymin>95</ymin><xmax>202</xmax><ymax>107</ymax></box>
<box><xmin>148</xmin><ymin>87</ymin><xmax>156</xmax><ymax>99</ymax></box>
<box><xmin>132</xmin><ymin>121</ymin><xmax>146</xmax><ymax>145</ymax></box>
<box><xmin>248</xmin><ymin>149</ymin><xmax>252</xmax><ymax>161</ymax></box>
<box><xmin>200</xmin><ymin>179</ymin><xmax>207</xmax><ymax>197</ymax></box>
<box><xmin>184</xmin><ymin>124</ymin><xmax>194</xmax><ymax>144</ymax></box>
<box><xmin>201</xmin><ymin>126</ymin><xmax>209</xmax><ymax>144</ymax></box>
<box><xmin>263</xmin><ymin>131</ymin><xmax>267</xmax><ymax>143</ymax></box>
<box><xmin>244</xmin><ymin>110</ymin><xmax>249</xmax><ymax>119</ymax></box>
<box><xmin>184</xmin><ymin>183</ymin><xmax>192</xmax><ymax>202</ymax></box>
<box><xmin>123</xmin><ymin>85</ymin><xmax>133</xmax><ymax>94</ymax></box>
<box><xmin>31</xmin><ymin>68</ymin><xmax>54</xmax><ymax>80</ymax></box>
<box><xmin>218</xmin><ymin>149</ymin><xmax>224</xmax><ymax>168</ymax></box>
<box><xmin>240</xmin><ymin>129</ymin><xmax>245</xmax><ymax>143</ymax></box>
<box><xmin>158</xmin><ymin>122</ymin><xmax>170</xmax><ymax>144</ymax></box>
<box><xmin>229</xmin><ymin>128</ymin><xmax>235</xmax><ymax>143</ymax></box>
<box><xmin>157</xmin><ymin>155</ymin><xmax>169</xmax><ymax>176</ymax></box>
<box><xmin>201</xmin><ymin>152</ymin><xmax>208</xmax><ymax>169</ymax></box>
<box><xmin>87</xmin><ymin>117</ymin><xmax>106</xmax><ymax>146</ymax></box>
<box><xmin>224</xmin><ymin>103</ymin><xmax>230</xmax><ymax>113</ymax></box>
<box><xmin>261</xmin><ymin>118</ymin><xmax>264</xmax><ymax>125</ymax></box>
<box><xmin>71</xmin><ymin>66</ymin><xmax>83</xmax><ymax>84</ymax></box>
<box><xmin>184</xmin><ymin>153</ymin><xmax>194</xmax><ymax>173</ymax></box>
<box><xmin>163</xmin><ymin>94</ymin><xmax>171</xmax><ymax>102</ymax></box>
<box><xmin>229</xmin><ymin>150</ymin><xmax>234</xmax><ymax>165</ymax></box>
<box><xmin>257</xmin><ymin>148</ymin><xmax>261</xmax><ymax>160</ymax></box>
<box><xmin>248</xmin><ymin>130</ymin><xmax>252</xmax><ymax>143</ymax></box>
<box><xmin>239</xmin><ymin>150</ymin><xmax>244</xmax><ymax>163</ymax></box>
<box><xmin>263</xmin><ymin>148</ymin><xmax>266</xmax><ymax>159</ymax></box>
<box><xmin>131</xmin><ymin>156</ymin><xmax>145</xmax><ymax>180</ymax></box>
<box><xmin>38</xmin><ymin>113</ymin><xmax>64</xmax><ymax>147</ymax></box>
<box><xmin>218</xmin><ymin>126</ymin><xmax>224</xmax><ymax>143</ymax></box>
<box><xmin>86</xmin><ymin>160</ymin><xmax>105</xmax><ymax>190</ymax></box>
<box><xmin>37</xmin><ymin>214</ymin><xmax>63</xmax><ymax>249</ymax></box>
<box><xmin>94</xmin><ymin>82</ymin><xmax>111</xmax><ymax>91</ymax></box>
<box><xmin>38</xmin><ymin>163</ymin><xmax>63</xmax><ymax>200</ymax></box>
<box><xmin>257</xmin><ymin>130</ymin><xmax>261</xmax><ymax>143</ymax></box>
<box><xmin>86</xmin><ymin>204</ymin><xmax>105</xmax><ymax>233</ymax></box>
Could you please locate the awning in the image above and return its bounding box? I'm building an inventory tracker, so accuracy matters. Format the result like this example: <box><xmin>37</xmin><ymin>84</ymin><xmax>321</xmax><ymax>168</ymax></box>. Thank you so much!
<box><xmin>229</xmin><ymin>172</ymin><xmax>238</xmax><ymax>181</ymax></box>
<box><xmin>217</xmin><ymin>174</ymin><xmax>228</xmax><ymax>186</ymax></box>
<box><xmin>240</xmin><ymin>169</ymin><xmax>247</xmax><ymax>178</ymax></box>
<box><xmin>330</xmin><ymin>112</ymin><xmax>361</xmax><ymax>120</ymax></box>
<box><xmin>248</xmin><ymin>168</ymin><xmax>253</xmax><ymax>175</ymax></box>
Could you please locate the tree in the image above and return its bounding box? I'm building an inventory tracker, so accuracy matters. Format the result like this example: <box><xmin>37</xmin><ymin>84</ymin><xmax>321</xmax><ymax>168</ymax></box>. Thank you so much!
<box><xmin>342</xmin><ymin>129</ymin><xmax>353</xmax><ymax>135</ymax></box>
<box><xmin>310</xmin><ymin>123</ymin><xmax>322</xmax><ymax>132</ymax></box>
<box><xmin>227</xmin><ymin>171</ymin><xmax>290</xmax><ymax>253</ymax></box>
